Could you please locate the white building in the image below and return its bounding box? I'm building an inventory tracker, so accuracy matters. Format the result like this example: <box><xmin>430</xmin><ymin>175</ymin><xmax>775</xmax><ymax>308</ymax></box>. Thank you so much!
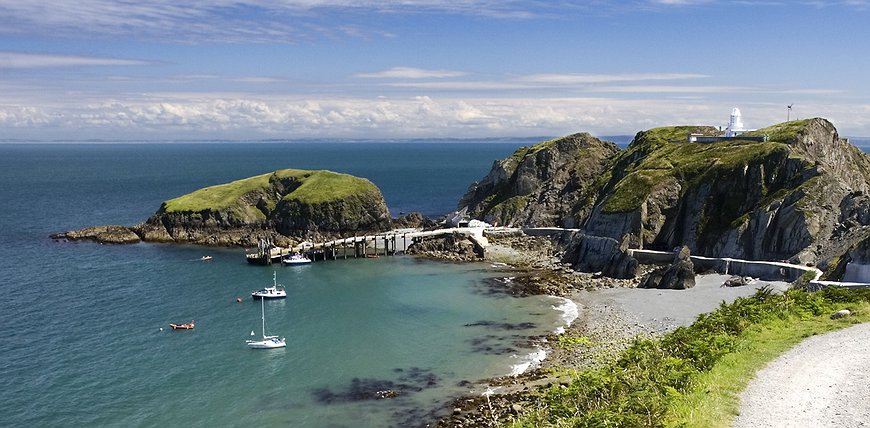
<box><xmin>724</xmin><ymin>107</ymin><xmax>747</xmax><ymax>137</ymax></box>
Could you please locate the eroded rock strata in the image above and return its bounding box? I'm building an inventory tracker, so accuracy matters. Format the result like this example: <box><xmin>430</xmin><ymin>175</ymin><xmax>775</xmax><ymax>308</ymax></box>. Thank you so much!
<box><xmin>460</xmin><ymin>119</ymin><xmax>870</xmax><ymax>269</ymax></box>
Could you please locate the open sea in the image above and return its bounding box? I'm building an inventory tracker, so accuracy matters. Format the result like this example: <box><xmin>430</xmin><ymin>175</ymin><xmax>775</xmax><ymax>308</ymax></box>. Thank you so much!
<box><xmin>0</xmin><ymin>140</ymin><xmax>580</xmax><ymax>427</ymax></box>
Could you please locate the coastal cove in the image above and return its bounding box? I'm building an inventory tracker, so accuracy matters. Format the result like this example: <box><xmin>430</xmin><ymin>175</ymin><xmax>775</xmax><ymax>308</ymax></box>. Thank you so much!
<box><xmin>3</xmin><ymin>138</ymin><xmax>869</xmax><ymax>427</ymax></box>
<box><xmin>0</xmin><ymin>140</ymin><xmax>570</xmax><ymax>427</ymax></box>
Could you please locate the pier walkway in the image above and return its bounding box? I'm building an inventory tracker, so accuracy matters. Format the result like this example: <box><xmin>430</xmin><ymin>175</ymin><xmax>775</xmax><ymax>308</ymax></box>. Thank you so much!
<box><xmin>245</xmin><ymin>227</ymin><xmax>492</xmax><ymax>265</ymax></box>
<box><xmin>245</xmin><ymin>225</ymin><xmax>870</xmax><ymax>290</ymax></box>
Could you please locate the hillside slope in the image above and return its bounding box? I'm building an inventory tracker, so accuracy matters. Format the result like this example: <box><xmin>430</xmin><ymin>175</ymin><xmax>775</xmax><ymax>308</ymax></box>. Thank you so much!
<box><xmin>460</xmin><ymin>119</ymin><xmax>870</xmax><ymax>264</ymax></box>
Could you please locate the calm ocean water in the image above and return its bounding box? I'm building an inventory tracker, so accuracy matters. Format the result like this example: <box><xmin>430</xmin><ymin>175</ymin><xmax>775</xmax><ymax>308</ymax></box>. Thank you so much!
<box><xmin>0</xmin><ymin>140</ymin><xmax>577</xmax><ymax>427</ymax></box>
<box><xmin>3</xmin><ymin>138</ymin><xmax>865</xmax><ymax>427</ymax></box>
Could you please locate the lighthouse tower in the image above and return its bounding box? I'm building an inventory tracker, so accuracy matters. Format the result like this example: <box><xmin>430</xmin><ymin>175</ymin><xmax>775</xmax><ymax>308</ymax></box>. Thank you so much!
<box><xmin>725</xmin><ymin>107</ymin><xmax>746</xmax><ymax>137</ymax></box>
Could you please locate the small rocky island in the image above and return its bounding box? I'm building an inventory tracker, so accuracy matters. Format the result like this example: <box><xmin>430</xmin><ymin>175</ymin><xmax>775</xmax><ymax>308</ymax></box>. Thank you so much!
<box><xmin>53</xmin><ymin>169</ymin><xmax>393</xmax><ymax>247</ymax></box>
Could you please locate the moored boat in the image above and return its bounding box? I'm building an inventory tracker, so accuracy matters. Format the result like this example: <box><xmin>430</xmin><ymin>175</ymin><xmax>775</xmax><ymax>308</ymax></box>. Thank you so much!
<box><xmin>282</xmin><ymin>253</ymin><xmax>312</xmax><ymax>265</ymax></box>
<box><xmin>246</xmin><ymin>296</ymin><xmax>285</xmax><ymax>349</ymax></box>
<box><xmin>169</xmin><ymin>320</ymin><xmax>195</xmax><ymax>330</ymax></box>
<box><xmin>251</xmin><ymin>271</ymin><xmax>287</xmax><ymax>299</ymax></box>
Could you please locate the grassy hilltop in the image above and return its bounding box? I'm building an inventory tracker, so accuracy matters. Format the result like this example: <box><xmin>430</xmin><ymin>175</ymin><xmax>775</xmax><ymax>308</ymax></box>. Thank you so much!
<box><xmin>460</xmin><ymin>118</ymin><xmax>870</xmax><ymax>264</ymax></box>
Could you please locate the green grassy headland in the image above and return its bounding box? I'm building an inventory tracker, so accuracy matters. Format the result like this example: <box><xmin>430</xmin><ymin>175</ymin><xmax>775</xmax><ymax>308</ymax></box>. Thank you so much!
<box><xmin>599</xmin><ymin>121</ymin><xmax>810</xmax><ymax>214</ymax></box>
<box><xmin>162</xmin><ymin>169</ymin><xmax>379</xmax><ymax>213</ymax></box>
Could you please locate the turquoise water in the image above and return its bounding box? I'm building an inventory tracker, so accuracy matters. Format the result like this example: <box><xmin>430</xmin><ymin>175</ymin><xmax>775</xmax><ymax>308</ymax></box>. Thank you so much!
<box><xmin>0</xmin><ymin>141</ymin><xmax>568</xmax><ymax>427</ymax></box>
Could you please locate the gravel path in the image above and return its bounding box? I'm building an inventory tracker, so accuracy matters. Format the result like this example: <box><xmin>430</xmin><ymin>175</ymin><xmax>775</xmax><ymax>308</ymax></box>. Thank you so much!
<box><xmin>733</xmin><ymin>322</ymin><xmax>870</xmax><ymax>428</ymax></box>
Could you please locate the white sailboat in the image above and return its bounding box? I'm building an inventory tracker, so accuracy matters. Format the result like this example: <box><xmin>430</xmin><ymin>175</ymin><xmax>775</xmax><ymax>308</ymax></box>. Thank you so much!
<box><xmin>246</xmin><ymin>295</ymin><xmax>286</xmax><ymax>349</ymax></box>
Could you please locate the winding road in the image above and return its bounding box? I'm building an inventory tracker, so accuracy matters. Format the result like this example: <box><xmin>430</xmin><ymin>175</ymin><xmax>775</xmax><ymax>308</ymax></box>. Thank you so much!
<box><xmin>733</xmin><ymin>322</ymin><xmax>870</xmax><ymax>428</ymax></box>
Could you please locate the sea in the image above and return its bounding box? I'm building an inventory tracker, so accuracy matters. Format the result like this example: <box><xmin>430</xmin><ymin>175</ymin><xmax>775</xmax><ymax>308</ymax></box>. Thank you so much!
<box><xmin>2</xmin><ymin>136</ymin><xmax>865</xmax><ymax>427</ymax></box>
<box><xmin>0</xmin><ymin>140</ymin><xmax>580</xmax><ymax>428</ymax></box>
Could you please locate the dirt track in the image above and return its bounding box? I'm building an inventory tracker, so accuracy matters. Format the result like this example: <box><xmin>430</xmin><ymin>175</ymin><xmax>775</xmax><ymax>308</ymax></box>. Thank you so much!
<box><xmin>733</xmin><ymin>322</ymin><xmax>870</xmax><ymax>428</ymax></box>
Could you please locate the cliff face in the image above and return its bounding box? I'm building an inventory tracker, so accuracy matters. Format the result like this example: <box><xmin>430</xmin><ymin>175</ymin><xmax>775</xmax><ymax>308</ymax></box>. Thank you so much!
<box><xmin>55</xmin><ymin>169</ymin><xmax>392</xmax><ymax>246</ymax></box>
<box><xmin>460</xmin><ymin>119</ymin><xmax>870</xmax><ymax>263</ymax></box>
<box><xmin>459</xmin><ymin>133</ymin><xmax>620</xmax><ymax>228</ymax></box>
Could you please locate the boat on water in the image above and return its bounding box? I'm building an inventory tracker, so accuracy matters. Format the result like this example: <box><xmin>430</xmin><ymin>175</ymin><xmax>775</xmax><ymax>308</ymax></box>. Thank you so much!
<box><xmin>200</xmin><ymin>255</ymin><xmax>212</xmax><ymax>261</ymax></box>
<box><xmin>282</xmin><ymin>253</ymin><xmax>312</xmax><ymax>265</ymax></box>
<box><xmin>246</xmin><ymin>296</ymin><xmax>285</xmax><ymax>349</ymax></box>
<box><xmin>251</xmin><ymin>271</ymin><xmax>287</xmax><ymax>299</ymax></box>
<box><xmin>169</xmin><ymin>320</ymin><xmax>195</xmax><ymax>330</ymax></box>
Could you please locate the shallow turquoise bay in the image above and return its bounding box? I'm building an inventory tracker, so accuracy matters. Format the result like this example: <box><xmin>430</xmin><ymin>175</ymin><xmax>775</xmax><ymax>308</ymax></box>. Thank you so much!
<box><xmin>0</xmin><ymin>141</ymin><xmax>565</xmax><ymax>427</ymax></box>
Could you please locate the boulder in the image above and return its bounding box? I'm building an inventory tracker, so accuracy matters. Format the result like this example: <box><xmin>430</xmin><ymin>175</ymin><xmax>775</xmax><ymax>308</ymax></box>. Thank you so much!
<box><xmin>723</xmin><ymin>276</ymin><xmax>755</xmax><ymax>287</ymax></box>
<box><xmin>831</xmin><ymin>309</ymin><xmax>851</xmax><ymax>319</ymax></box>
<box><xmin>639</xmin><ymin>246</ymin><xmax>696</xmax><ymax>289</ymax></box>
<box><xmin>559</xmin><ymin>232</ymin><xmax>638</xmax><ymax>279</ymax></box>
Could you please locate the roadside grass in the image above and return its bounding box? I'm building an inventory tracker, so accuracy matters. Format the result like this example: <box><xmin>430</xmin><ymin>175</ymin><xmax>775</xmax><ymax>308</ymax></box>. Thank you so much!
<box><xmin>666</xmin><ymin>304</ymin><xmax>870</xmax><ymax>427</ymax></box>
<box><xmin>506</xmin><ymin>286</ymin><xmax>870</xmax><ymax>428</ymax></box>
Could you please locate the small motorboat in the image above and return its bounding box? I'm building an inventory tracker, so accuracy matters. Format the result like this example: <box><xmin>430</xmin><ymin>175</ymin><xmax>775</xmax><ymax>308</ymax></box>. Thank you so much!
<box><xmin>282</xmin><ymin>253</ymin><xmax>312</xmax><ymax>265</ymax></box>
<box><xmin>251</xmin><ymin>271</ymin><xmax>287</xmax><ymax>300</ymax></box>
<box><xmin>169</xmin><ymin>320</ymin><xmax>195</xmax><ymax>330</ymax></box>
<box><xmin>200</xmin><ymin>255</ymin><xmax>213</xmax><ymax>261</ymax></box>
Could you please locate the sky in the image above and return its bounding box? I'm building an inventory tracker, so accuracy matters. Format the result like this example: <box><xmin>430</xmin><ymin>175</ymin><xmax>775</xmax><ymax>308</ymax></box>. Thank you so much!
<box><xmin>1</xmin><ymin>0</ymin><xmax>869</xmax><ymax>141</ymax></box>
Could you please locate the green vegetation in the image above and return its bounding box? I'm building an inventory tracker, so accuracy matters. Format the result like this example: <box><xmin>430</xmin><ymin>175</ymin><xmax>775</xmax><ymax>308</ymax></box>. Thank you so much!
<box><xmin>162</xmin><ymin>169</ymin><xmax>378</xmax><ymax>214</ymax></box>
<box><xmin>282</xmin><ymin>170</ymin><xmax>379</xmax><ymax>205</ymax></box>
<box><xmin>743</xmin><ymin>119</ymin><xmax>811</xmax><ymax>143</ymax></box>
<box><xmin>507</xmin><ymin>286</ymin><xmax>870</xmax><ymax>428</ymax></box>
<box><xmin>163</xmin><ymin>171</ymin><xmax>276</xmax><ymax>213</ymax></box>
<box><xmin>600</xmin><ymin>126</ymin><xmax>792</xmax><ymax>214</ymax></box>
<box><xmin>634</xmin><ymin>126</ymin><xmax>720</xmax><ymax>145</ymax></box>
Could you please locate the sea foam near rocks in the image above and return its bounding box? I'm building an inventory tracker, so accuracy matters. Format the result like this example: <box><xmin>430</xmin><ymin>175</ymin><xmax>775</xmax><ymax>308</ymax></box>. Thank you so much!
<box><xmin>551</xmin><ymin>296</ymin><xmax>579</xmax><ymax>334</ymax></box>
<box><xmin>509</xmin><ymin>347</ymin><xmax>547</xmax><ymax>377</ymax></box>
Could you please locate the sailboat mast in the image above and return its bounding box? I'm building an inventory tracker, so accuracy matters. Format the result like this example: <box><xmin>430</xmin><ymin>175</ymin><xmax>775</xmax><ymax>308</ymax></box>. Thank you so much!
<box><xmin>260</xmin><ymin>295</ymin><xmax>266</xmax><ymax>338</ymax></box>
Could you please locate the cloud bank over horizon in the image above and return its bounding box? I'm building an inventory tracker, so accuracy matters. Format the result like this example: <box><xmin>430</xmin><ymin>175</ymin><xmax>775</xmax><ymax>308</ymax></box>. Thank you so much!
<box><xmin>1</xmin><ymin>1</ymin><xmax>869</xmax><ymax>140</ymax></box>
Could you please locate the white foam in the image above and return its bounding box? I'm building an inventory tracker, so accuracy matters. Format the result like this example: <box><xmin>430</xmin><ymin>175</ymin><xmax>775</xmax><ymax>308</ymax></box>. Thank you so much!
<box><xmin>551</xmin><ymin>296</ymin><xmax>579</xmax><ymax>333</ymax></box>
<box><xmin>509</xmin><ymin>347</ymin><xmax>547</xmax><ymax>377</ymax></box>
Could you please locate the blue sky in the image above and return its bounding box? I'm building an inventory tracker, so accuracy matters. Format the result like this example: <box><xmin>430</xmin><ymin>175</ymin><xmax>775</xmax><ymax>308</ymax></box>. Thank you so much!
<box><xmin>1</xmin><ymin>0</ymin><xmax>869</xmax><ymax>140</ymax></box>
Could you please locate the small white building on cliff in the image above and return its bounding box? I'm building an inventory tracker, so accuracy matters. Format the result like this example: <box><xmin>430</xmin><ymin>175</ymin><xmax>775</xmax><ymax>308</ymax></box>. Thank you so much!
<box><xmin>688</xmin><ymin>107</ymin><xmax>765</xmax><ymax>143</ymax></box>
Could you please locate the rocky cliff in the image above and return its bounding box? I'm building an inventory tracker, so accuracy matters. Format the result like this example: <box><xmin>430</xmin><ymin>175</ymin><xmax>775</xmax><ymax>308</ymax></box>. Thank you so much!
<box><xmin>459</xmin><ymin>133</ymin><xmax>620</xmax><ymax>228</ymax></box>
<box><xmin>460</xmin><ymin>119</ymin><xmax>870</xmax><ymax>264</ymax></box>
<box><xmin>54</xmin><ymin>169</ymin><xmax>392</xmax><ymax>246</ymax></box>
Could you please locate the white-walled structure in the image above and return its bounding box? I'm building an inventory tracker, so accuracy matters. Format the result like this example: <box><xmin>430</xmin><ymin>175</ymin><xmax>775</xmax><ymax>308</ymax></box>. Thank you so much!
<box><xmin>725</xmin><ymin>107</ymin><xmax>747</xmax><ymax>137</ymax></box>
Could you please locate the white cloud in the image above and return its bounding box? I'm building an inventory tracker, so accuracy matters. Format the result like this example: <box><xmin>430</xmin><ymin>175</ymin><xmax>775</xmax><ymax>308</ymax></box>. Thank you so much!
<box><xmin>0</xmin><ymin>52</ymin><xmax>148</xmax><ymax>68</ymax></box>
<box><xmin>355</xmin><ymin>67</ymin><xmax>467</xmax><ymax>79</ymax></box>
<box><xmin>516</xmin><ymin>73</ymin><xmax>709</xmax><ymax>84</ymax></box>
<box><xmin>3</xmin><ymin>93</ymin><xmax>869</xmax><ymax>140</ymax></box>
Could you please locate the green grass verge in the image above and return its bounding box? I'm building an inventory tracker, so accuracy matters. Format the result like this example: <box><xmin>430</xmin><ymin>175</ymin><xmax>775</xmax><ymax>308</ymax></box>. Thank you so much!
<box><xmin>666</xmin><ymin>308</ymin><xmax>870</xmax><ymax>427</ymax></box>
<box><xmin>506</xmin><ymin>286</ymin><xmax>870</xmax><ymax>428</ymax></box>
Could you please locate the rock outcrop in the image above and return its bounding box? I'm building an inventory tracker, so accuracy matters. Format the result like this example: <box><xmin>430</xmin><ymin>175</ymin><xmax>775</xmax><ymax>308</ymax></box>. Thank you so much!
<box><xmin>638</xmin><ymin>246</ymin><xmax>696</xmax><ymax>289</ymax></box>
<box><xmin>459</xmin><ymin>133</ymin><xmax>620</xmax><ymax>228</ymax></box>
<box><xmin>54</xmin><ymin>169</ymin><xmax>392</xmax><ymax>246</ymax></box>
<box><xmin>405</xmin><ymin>232</ymin><xmax>483</xmax><ymax>261</ymax></box>
<box><xmin>51</xmin><ymin>225</ymin><xmax>141</xmax><ymax>244</ymax></box>
<box><xmin>559</xmin><ymin>232</ymin><xmax>638</xmax><ymax>279</ymax></box>
<box><xmin>459</xmin><ymin>119</ymin><xmax>870</xmax><ymax>266</ymax></box>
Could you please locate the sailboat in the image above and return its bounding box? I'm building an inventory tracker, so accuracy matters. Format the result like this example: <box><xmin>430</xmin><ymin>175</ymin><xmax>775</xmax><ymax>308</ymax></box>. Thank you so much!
<box><xmin>246</xmin><ymin>296</ymin><xmax>286</xmax><ymax>349</ymax></box>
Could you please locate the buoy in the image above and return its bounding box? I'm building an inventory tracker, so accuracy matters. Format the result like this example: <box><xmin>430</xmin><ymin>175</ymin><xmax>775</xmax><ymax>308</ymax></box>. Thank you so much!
<box><xmin>236</xmin><ymin>297</ymin><xmax>242</xmax><ymax>303</ymax></box>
